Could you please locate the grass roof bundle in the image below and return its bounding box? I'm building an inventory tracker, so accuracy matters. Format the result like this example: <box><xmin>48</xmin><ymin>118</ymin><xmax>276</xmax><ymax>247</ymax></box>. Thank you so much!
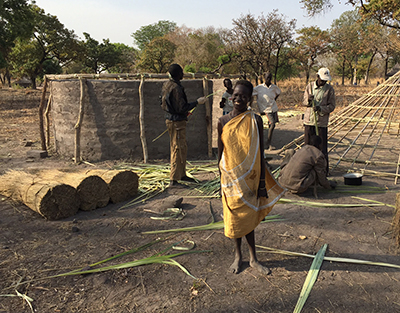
<box><xmin>36</xmin><ymin>169</ymin><xmax>110</xmax><ymax>211</ymax></box>
<box><xmin>0</xmin><ymin>170</ymin><xmax>79</xmax><ymax>220</ymax></box>
<box><xmin>85</xmin><ymin>169</ymin><xmax>138</xmax><ymax>203</ymax></box>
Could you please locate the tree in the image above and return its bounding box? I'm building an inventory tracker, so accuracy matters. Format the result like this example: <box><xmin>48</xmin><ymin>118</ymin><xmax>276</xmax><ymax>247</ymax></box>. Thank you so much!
<box><xmin>137</xmin><ymin>37</ymin><xmax>176</xmax><ymax>73</ymax></box>
<box><xmin>292</xmin><ymin>26</ymin><xmax>331</xmax><ymax>83</ymax></box>
<box><xmin>267</xmin><ymin>11</ymin><xmax>296</xmax><ymax>84</ymax></box>
<box><xmin>9</xmin><ymin>5</ymin><xmax>81</xmax><ymax>88</ymax></box>
<box><xmin>300</xmin><ymin>0</ymin><xmax>400</xmax><ymax>29</ymax></box>
<box><xmin>132</xmin><ymin>20</ymin><xmax>177</xmax><ymax>50</ymax></box>
<box><xmin>228</xmin><ymin>11</ymin><xmax>295</xmax><ymax>83</ymax></box>
<box><xmin>0</xmin><ymin>0</ymin><xmax>34</xmax><ymax>86</ymax></box>
<box><xmin>170</xmin><ymin>26</ymin><xmax>227</xmax><ymax>73</ymax></box>
<box><xmin>330</xmin><ymin>10</ymin><xmax>364</xmax><ymax>84</ymax></box>
<box><xmin>81</xmin><ymin>33</ymin><xmax>135</xmax><ymax>74</ymax></box>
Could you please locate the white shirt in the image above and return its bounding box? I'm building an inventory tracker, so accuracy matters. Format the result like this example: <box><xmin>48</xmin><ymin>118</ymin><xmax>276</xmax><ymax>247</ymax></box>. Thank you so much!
<box><xmin>253</xmin><ymin>83</ymin><xmax>281</xmax><ymax>114</ymax></box>
<box><xmin>222</xmin><ymin>91</ymin><xmax>233</xmax><ymax>114</ymax></box>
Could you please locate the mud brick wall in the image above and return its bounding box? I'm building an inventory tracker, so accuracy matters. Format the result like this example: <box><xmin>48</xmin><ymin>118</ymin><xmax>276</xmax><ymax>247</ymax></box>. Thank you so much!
<box><xmin>50</xmin><ymin>79</ymin><xmax>217</xmax><ymax>161</ymax></box>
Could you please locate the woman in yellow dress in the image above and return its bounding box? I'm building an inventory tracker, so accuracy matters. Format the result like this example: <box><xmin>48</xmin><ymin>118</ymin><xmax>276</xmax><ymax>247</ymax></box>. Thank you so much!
<box><xmin>217</xmin><ymin>80</ymin><xmax>285</xmax><ymax>274</ymax></box>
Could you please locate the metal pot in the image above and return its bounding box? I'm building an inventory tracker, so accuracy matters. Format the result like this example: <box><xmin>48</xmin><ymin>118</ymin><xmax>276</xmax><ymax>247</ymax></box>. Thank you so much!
<box><xmin>343</xmin><ymin>173</ymin><xmax>363</xmax><ymax>185</ymax></box>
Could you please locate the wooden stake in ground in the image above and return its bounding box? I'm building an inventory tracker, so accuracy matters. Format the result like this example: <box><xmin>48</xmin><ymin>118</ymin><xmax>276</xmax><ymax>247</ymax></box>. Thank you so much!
<box><xmin>37</xmin><ymin>169</ymin><xmax>110</xmax><ymax>211</ymax></box>
<box><xmin>139</xmin><ymin>75</ymin><xmax>148</xmax><ymax>163</ymax></box>
<box><xmin>0</xmin><ymin>171</ymin><xmax>80</xmax><ymax>220</ymax></box>
<box><xmin>203</xmin><ymin>78</ymin><xmax>212</xmax><ymax>158</ymax></box>
<box><xmin>39</xmin><ymin>77</ymin><xmax>48</xmax><ymax>151</ymax></box>
<box><xmin>85</xmin><ymin>169</ymin><xmax>139</xmax><ymax>203</ymax></box>
<box><xmin>74</xmin><ymin>78</ymin><xmax>87</xmax><ymax>164</ymax></box>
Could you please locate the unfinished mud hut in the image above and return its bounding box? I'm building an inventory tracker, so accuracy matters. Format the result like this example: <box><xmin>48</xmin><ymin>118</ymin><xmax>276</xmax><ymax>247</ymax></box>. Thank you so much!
<box><xmin>281</xmin><ymin>70</ymin><xmax>400</xmax><ymax>184</ymax></box>
<box><xmin>40</xmin><ymin>73</ymin><xmax>240</xmax><ymax>163</ymax></box>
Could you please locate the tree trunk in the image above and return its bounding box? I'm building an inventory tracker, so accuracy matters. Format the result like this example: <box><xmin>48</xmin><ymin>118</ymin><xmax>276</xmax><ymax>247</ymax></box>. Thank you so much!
<box><xmin>30</xmin><ymin>74</ymin><xmax>37</xmax><ymax>89</ymax></box>
<box><xmin>364</xmin><ymin>52</ymin><xmax>376</xmax><ymax>85</ymax></box>
<box><xmin>341</xmin><ymin>60</ymin><xmax>345</xmax><ymax>85</ymax></box>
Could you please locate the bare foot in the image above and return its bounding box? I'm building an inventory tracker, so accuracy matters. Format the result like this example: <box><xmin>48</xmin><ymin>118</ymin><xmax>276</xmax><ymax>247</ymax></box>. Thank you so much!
<box><xmin>229</xmin><ymin>257</ymin><xmax>242</xmax><ymax>274</ymax></box>
<box><xmin>250</xmin><ymin>260</ymin><xmax>271</xmax><ymax>275</ymax></box>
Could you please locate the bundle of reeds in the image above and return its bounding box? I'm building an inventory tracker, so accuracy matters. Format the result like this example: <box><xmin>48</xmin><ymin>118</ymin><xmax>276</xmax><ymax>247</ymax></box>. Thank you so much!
<box><xmin>85</xmin><ymin>169</ymin><xmax>138</xmax><ymax>203</ymax></box>
<box><xmin>36</xmin><ymin>169</ymin><xmax>110</xmax><ymax>211</ymax></box>
<box><xmin>392</xmin><ymin>193</ymin><xmax>400</xmax><ymax>246</ymax></box>
<box><xmin>0</xmin><ymin>170</ymin><xmax>80</xmax><ymax>220</ymax></box>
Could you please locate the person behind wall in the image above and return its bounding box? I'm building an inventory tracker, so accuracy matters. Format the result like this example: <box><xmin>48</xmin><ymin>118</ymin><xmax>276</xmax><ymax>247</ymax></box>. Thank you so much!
<box><xmin>217</xmin><ymin>80</ymin><xmax>285</xmax><ymax>275</ymax></box>
<box><xmin>219</xmin><ymin>78</ymin><xmax>234</xmax><ymax>115</ymax></box>
<box><xmin>278</xmin><ymin>135</ymin><xmax>337</xmax><ymax>194</ymax></box>
<box><xmin>303</xmin><ymin>67</ymin><xmax>336</xmax><ymax>174</ymax></box>
<box><xmin>161</xmin><ymin>64</ymin><xmax>207</xmax><ymax>187</ymax></box>
<box><xmin>253</xmin><ymin>72</ymin><xmax>281</xmax><ymax>150</ymax></box>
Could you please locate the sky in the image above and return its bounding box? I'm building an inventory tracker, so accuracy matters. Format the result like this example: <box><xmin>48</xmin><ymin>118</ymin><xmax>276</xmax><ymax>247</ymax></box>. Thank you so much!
<box><xmin>32</xmin><ymin>0</ymin><xmax>352</xmax><ymax>47</ymax></box>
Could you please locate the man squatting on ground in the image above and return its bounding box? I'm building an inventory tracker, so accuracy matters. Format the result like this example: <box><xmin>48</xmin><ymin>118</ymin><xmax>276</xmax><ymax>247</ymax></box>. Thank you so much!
<box><xmin>218</xmin><ymin>80</ymin><xmax>285</xmax><ymax>274</ymax></box>
<box><xmin>161</xmin><ymin>64</ymin><xmax>206</xmax><ymax>187</ymax></box>
<box><xmin>278</xmin><ymin>135</ymin><xmax>337</xmax><ymax>194</ymax></box>
<box><xmin>253</xmin><ymin>72</ymin><xmax>281</xmax><ymax>150</ymax></box>
<box><xmin>219</xmin><ymin>78</ymin><xmax>234</xmax><ymax>115</ymax></box>
<box><xmin>303</xmin><ymin>67</ymin><xmax>336</xmax><ymax>174</ymax></box>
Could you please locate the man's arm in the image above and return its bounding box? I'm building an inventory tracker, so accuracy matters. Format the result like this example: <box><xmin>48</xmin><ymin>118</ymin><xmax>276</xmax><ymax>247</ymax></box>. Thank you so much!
<box><xmin>319</xmin><ymin>86</ymin><xmax>336</xmax><ymax>115</ymax></box>
<box><xmin>255</xmin><ymin>114</ymin><xmax>268</xmax><ymax>198</ymax></box>
<box><xmin>315</xmin><ymin>154</ymin><xmax>331</xmax><ymax>189</ymax></box>
<box><xmin>303</xmin><ymin>84</ymin><xmax>313</xmax><ymax>107</ymax></box>
<box><xmin>171</xmin><ymin>86</ymin><xmax>198</xmax><ymax>114</ymax></box>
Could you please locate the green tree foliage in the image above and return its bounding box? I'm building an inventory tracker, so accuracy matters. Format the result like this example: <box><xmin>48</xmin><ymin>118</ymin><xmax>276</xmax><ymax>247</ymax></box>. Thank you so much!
<box><xmin>81</xmin><ymin>33</ymin><xmax>135</xmax><ymax>73</ymax></box>
<box><xmin>330</xmin><ymin>10</ymin><xmax>364</xmax><ymax>84</ymax></box>
<box><xmin>0</xmin><ymin>0</ymin><xmax>34</xmax><ymax>86</ymax></box>
<box><xmin>137</xmin><ymin>37</ymin><xmax>176</xmax><ymax>73</ymax></box>
<box><xmin>292</xmin><ymin>26</ymin><xmax>331</xmax><ymax>83</ymax></box>
<box><xmin>300</xmin><ymin>0</ymin><xmax>400</xmax><ymax>29</ymax></box>
<box><xmin>171</xmin><ymin>26</ymin><xmax>227</xmax><ymax>74</ymax></box>
<box><xmin>9</xmin><ymin>5</ymin><xmax>81</xmax><ymax>88</ymax></box>
<box><xmin>132</xmin><ymin>20</ymin><xmax>177</xmax><ymax>50</ymax></box>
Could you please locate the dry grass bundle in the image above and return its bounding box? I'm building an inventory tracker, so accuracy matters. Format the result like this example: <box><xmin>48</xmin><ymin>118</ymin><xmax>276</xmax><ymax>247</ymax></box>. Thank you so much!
<box><xmin>392</xmin><ymin>193</ymin><xmax>400</xmax><ymax>247</ymax></box>
<box><xmin>37</xmin><ymin>169</ymin><xmax>110</xmax><ymax>211</ymax></box>
<box><xmin>0</xmin><ymin>170</ymin><xmax>79</xmax><ymax>220</ymax></box>
<box><xmin>85</xmin><ymin>169</ymin><xmax>138</xmax><ymax>203</ymax></box>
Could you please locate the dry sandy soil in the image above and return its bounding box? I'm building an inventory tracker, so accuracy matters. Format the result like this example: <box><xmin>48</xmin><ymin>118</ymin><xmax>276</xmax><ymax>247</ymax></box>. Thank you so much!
<box><xmin>1</xmin><ymin>86</ymin><xmax>400</xmax><ymax>313</ymax></box>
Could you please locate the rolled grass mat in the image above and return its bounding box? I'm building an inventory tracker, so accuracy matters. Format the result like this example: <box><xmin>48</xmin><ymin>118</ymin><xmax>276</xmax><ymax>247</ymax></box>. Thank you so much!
<box><xmin>0</xmin><ymin>171</ymin><xmax>79</xmax><ymax>220</ymax></box>
<box><xmin>36</xmin><ymin>169</ymin><xmax>110</xmax><ymax>211</ymax></box>
<box><xmin>85</xmin><ymin>169</ymin><xmax>138</xmax><ymax>203</ymax></box>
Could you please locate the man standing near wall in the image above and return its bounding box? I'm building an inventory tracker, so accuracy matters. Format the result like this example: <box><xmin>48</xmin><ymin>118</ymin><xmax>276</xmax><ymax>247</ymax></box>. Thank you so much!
<box><xmin>303</xmin><ymin>67</ymin><xmax>336</xmax><ymax>174</ymax></box>
<box><xmin>161</xmin><ymin>64</ymin><xmax>207</xmax><ymax>187</ymax></box>
<box><xmin>253</xmin><ymin>72</ymin><xmax>281</xmax><ymax>150</ymax></box>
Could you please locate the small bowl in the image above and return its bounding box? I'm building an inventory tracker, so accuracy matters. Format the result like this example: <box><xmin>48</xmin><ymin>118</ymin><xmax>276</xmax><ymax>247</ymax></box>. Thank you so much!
<box><xmin>343</xmin><ymin>173</ymin><xmax>363</xmax><ymax>185</ymax></box>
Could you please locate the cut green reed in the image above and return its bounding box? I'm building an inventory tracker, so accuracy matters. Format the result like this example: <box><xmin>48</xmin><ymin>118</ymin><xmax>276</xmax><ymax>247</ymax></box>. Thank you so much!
<box><xmin>293</xmin><ymin>244</ymin><xmax>327</xmax><ymax>313</ymax></box>
<box><xmin>7</xmin><ymin>239</ymin><xmax>208</xmax><ymax>289</ymax></box>
<box><xmin>277</xmin><ymin>198</ymin><xmax>382</xmax><ymax>208</ymax></box>
<box><xmin>256</xmin><ymin>245</ymin><xmax>400</xmax><ymax>269</ymax></box>
<box><xmin>141</xmin><ymin>214</ymin><xmax>282</xmax><ymax>234</ymax></box>
<box><xmin>351</xmin><ymin>196</ymin><xmax>395</xmax><ymax>208</ymax></box>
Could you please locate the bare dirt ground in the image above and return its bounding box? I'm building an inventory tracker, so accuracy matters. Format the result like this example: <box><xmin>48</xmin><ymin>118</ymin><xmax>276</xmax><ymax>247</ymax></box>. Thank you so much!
<box><xmin>1</xmin><ymin>85</ymin><xmax>400</xmax><ymax>313</ymax></box>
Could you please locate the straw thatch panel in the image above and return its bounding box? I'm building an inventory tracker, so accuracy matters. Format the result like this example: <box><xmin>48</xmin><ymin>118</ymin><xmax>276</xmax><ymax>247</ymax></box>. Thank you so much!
<box><xmin>85</xmin><ymin>169</ymin><xmax>138</xmax><ymax>203</ymax></box>
<box><xmin>0</xmin><ymin>171</ymin><xmax>79</xmax><ymax>220</ymax></box>
<box><xmin>36</xmin><ymin>169</ymin><xmax>110</xmax><ymax>211</ymax></box>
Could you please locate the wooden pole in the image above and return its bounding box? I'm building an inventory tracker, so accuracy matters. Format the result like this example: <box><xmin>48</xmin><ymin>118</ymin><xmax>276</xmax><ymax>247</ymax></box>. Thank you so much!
<box><xmin>74</xmin><ymin>78</ymin><xmax>86</xmax><ymax>164</ymax></box>
<box><xmin>139</xmin><ymin>75</ymin><xmax>148</xmax><ymax>163</ymax></box>
<box><xmin>203</xmin><ymin>78</ymin><xmax>212</xmax><ymax>158</ymax></box>
<box><xmin>44</xmin><ymin>93</ymin><xmax>52</xmax><ymax>149</ymax></box>
<box><xmin>39</xmin><ymin>77</ymin><xmax>48</xmax><ymax>151</ymax></box>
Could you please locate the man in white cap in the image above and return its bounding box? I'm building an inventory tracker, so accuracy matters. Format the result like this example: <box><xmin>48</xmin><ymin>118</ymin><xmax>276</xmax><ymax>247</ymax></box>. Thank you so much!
<box><xmin>302</xmin><ymin>67</ymin><xmax>336</xmax><ymax>175</ymax></box>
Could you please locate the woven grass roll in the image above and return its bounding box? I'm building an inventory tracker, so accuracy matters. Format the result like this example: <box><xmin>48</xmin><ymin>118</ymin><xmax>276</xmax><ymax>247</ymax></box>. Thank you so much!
<box><xmin>0</xmin><ymin>171</ymin><xmax>80</xmax><ymax>220</ymax></box>
<box><xmin>85</xmin><ymin>169</ymin><xmax>139</xmax><ymax>203</ymax></box>
<box><xmin>37</xmin><ymin>170</ymin><xmax>110</xmax><ymax>211</ymax></box>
